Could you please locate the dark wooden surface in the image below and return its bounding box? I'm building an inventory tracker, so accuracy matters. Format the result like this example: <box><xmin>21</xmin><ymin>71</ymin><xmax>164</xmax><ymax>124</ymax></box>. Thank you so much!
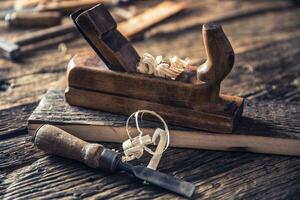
<box><xmin>29</xmin><ymin>89</ymin><xmax>300</xmax><ymax>140</ymax></box>
<box><xmin>1</xmin><ymin>0</ymin><xmax>300</xmax><ymax>199</ymax></box>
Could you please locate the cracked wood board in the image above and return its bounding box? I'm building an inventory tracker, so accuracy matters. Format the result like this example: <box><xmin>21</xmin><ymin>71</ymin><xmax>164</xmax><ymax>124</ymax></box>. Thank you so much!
<box><xmin>1</xmin><ymin>134</ymin><xmax>299</xmax><ymax>199</ymax></box>
<box><xmin>28</xmin><ymin>89</ymin><xmax>300</xmax><ymax>156</ymax></box>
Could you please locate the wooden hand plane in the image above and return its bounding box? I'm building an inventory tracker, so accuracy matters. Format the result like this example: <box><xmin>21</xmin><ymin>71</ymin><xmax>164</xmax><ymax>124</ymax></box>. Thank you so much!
<box><xmin>65</xmin><ymin>4</ymin><xmax>244</xmax><ymax>133</ymax></box>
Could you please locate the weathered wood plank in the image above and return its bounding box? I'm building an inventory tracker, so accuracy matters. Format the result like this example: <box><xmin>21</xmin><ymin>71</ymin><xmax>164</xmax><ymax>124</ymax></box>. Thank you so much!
<box><xmin>224</xmin><ymin>34</ymin><xmax>300</xmax><ymax>101</ymax></box>
<box><xmin>193</xmin><ymin>157</ymin><xmax>300</xmax><ymax>200</ymax></box>
<box><xmin>145</xmin><ymin>0</ymin><xmax>295</xmax><ymax>39</ymax></box>
<box><xmin>28</xmin><ymin>89</ymin><xmax>300</xmax><ymax>156</ymax></box>
<box><xmin>29</xmin><ymin>90</ymin><xmax>300</xmax><ymax>139</ymax></box>
<box><xmin>0</xmin><ymin>134</ymin><xmax>299</xmax><ymax>200</ymax></box>
<box><xmin>0</xmin><ymin>103</ymin><xmax>36</xmax><ymax>139</ymax></box>
<box><xmin>1</xmin><ymin>0</ymin><xmax>300</xmax><ymax>199</ymax></box>
<box><xmin>0</xmin><ymin>135</ymin><xmax>43</xmax><ymax>171</ymax></box>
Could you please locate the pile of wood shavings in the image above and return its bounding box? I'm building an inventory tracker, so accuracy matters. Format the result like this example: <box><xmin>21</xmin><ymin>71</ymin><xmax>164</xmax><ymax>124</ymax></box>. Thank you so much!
<box><xmin>137</xmin><ymin>53</ymin><xmax>190</xmax><ymax>80</ymax></box>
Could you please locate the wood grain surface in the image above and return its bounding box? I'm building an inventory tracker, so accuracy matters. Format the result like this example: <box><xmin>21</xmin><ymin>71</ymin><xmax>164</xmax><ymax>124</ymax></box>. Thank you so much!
<box><xmin>1</xmin><ymin>0</ymin><xmax>300</xmax><ymax>199</ymax></box>
<box><xmin>28</xmin><ymin>89</ymin><xmax>300</xmax><ymax>156</ymax></box>
<box><xmin>28</xmin><ymin>90</ymin><xmax>300</xmax><ymax>140</ymax></box>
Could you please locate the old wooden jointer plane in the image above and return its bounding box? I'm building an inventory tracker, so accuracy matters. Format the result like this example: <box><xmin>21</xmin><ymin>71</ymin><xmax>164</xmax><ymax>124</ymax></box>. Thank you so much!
<box><xmin>65</xmin><ymin>4</ymin><xmax>244</xmax><ymax>134</ymax></box>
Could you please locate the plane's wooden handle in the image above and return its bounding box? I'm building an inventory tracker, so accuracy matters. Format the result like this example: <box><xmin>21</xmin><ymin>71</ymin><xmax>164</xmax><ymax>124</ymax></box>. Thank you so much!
<box><xmin>6</xmin><ymin>11</ymin><xmax>62</xmax><ymax>28</ymax></box>
<box><xmin>197</xmin><ymin>23</ymin><xmax>234</xmax><ymax>85</ymax></box>
<box><xmin>34</xmin><ymin>124</ymin><xmax>105</xmax><ymax>168</ymax></box>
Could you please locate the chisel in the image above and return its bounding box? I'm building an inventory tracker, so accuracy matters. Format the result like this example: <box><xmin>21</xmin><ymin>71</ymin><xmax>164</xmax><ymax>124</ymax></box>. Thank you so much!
<box><xmin>34</xmin><ymin>125</ymin><xmax>195</xmax><ymax>198</ymax></box>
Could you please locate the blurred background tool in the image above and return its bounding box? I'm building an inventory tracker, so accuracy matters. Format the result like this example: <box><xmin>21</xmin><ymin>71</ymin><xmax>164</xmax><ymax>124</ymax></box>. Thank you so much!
<box><xmin>0</xmin><ymin>1</ymin><xmax>186</xmax><ymax>61</ymax></box>
<box><xmin>0</xmin><ymin>0</ymin><xmax>136</xmax><ymax>29</ymax></box>
<box><xmin>14</xmin><ymin>0</ymin><xmax>136</xmax><ymax>12</ymax></box>
<box><xmin>0</xmin><ymin>23</ymin><xmax>75</xmax><ymax>60</ymax></box>
<box><xmin>1</xmin><ymin>11</ymin><xmax>62</xmax><ymax>28</ymax></box>
<box><xmin>116</xmin><ymin>0</ymin><xmax>137</xmax><ymax>6</ymax></box>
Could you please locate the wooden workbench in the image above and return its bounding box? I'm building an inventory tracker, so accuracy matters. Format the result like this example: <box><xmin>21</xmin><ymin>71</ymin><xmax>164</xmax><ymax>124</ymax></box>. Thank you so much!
<box><xmin>1</xmin><ymin>0</ymin><xmax>300</xmax><ymax>199</ymax></box>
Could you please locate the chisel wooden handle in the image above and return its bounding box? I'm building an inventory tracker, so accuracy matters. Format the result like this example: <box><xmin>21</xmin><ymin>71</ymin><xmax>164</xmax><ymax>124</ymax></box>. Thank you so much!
<box><xmin>34</xmin><ymin>124</ymin><xmax>106</xmax><ymax>168</ymax></box>
<box><xmin>5</xmin><ymin>11</ymin><xmax>62</xmax><ymax>28</ymax></box>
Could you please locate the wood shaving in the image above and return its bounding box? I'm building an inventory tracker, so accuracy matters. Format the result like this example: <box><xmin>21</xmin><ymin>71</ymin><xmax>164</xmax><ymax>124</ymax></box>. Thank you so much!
<box><xmin>122</xmin><ymin>110</ymin><xmax>170</xmax><ymax>170</ymax></box>
<box><xmin>137</xmin><ymin>53</ymin><xmax>190</xmax><ymax>80</ymax></box>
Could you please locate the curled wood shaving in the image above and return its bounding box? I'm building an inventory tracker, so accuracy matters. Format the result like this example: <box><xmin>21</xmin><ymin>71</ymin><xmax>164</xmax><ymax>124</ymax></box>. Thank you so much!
<box><xmin>137</xmin><ymin>53</ymin><xmax>190</xmax><ymax>80</ymax></box>
<box><xmin>122</xmin><ymin>110</ymin><xmax>170</xmax><ymax>170</ymax></box>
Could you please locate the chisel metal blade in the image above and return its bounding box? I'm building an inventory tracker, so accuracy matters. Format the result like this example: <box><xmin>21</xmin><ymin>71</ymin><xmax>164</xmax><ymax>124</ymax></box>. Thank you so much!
<box><xmin>117</xmin><ymin>162</ymin><xmax>195</xmax><ymax>198</ymax></box>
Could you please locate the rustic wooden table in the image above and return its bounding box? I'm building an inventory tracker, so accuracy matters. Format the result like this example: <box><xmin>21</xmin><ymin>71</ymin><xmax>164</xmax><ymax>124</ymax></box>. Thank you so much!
<box><xmin>1</xmin><ymin>0</ymin><xmax>300</xmax><ymax>199</ymax></box>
